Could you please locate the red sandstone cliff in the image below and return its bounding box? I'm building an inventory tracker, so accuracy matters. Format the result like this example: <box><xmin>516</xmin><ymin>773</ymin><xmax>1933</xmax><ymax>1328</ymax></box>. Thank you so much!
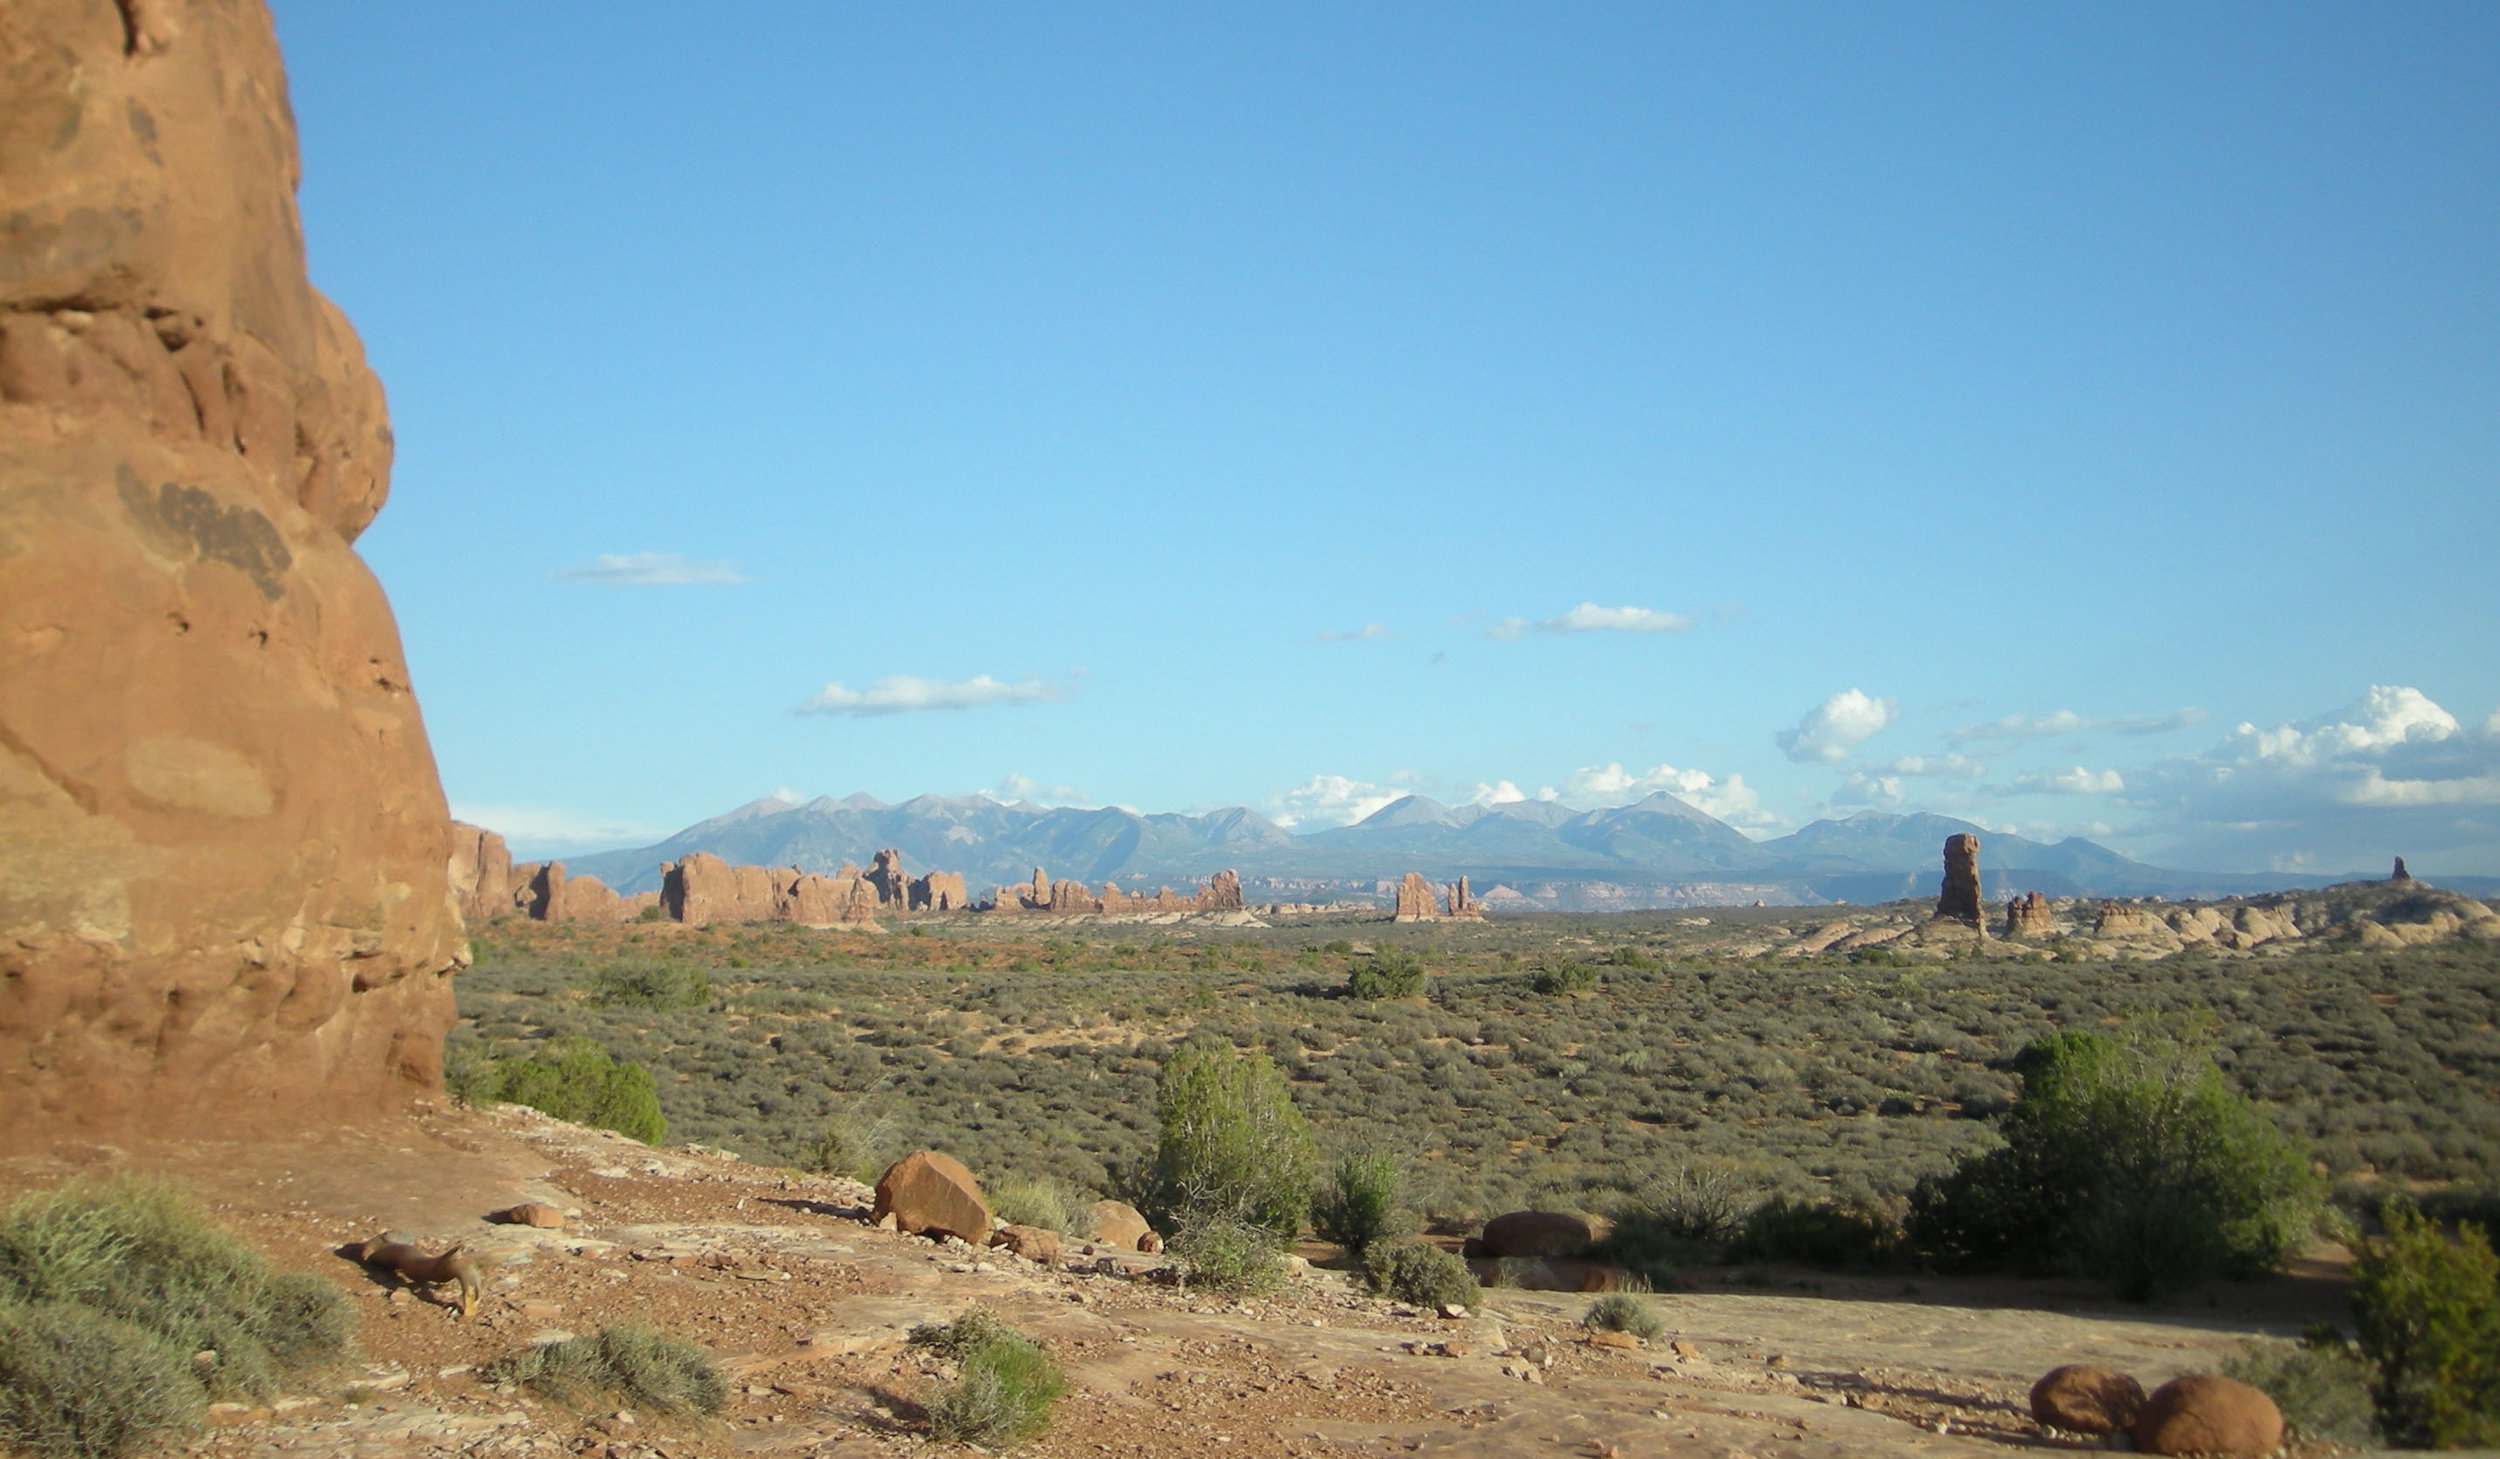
<box><xmin>0</xmin><ymin>0</ymin><xmax>465</xmax><ymax>1140</ymax></box>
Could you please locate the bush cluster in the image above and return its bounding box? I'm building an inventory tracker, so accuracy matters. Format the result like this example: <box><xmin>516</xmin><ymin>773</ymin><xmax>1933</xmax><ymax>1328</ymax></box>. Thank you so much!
<box><xmin>910</xmin><ymin>1311</ymin><xmax>1063</xmax><ymax>1447</ymax></box>
<box><xmin>487</xmin><ymin>1325</ymin><xmax>724</xmax><ymax>1415</ymax></box>
<box><xmin>1313</xmin><ymin>1153</ymin><xmax>1410</xmax><ymax>1257</ymax></box>
<box><xmin>1907</xmin><ymin>1029</ymin><xmax>2320</xmax><ymax>1299</ymax></box>
<box><xmin>1362</xmin><ymin>1240</ymin><xmax>1480</xmax><ymax>1311</ymax></box>
<box><xmin>0</xmin><ymin>1177</ymin><xmax>359</xmax><ymax>1459</ymax></box>
<box><xmin>1583</xmin><ymin>1292</ymin><xmax>1664</xmax><ymax>1339</ymax></box>
<box><xmin>1346</xmin><ymin>950</ymin><xmax>1428</xmax><ymax>1000</ymax></box>
<box><xmin>2351</xmin><ymin>1201</ymin><xmax>2500</xmax><ymax>1448</ymax></box>
<box><xmin>1144</xmin><ymin>1040</ymin><xmax>1314</xmax><ymax>1238</ymax></box>
<box><xmin>449</xmin><ymin>1035</ymin><xmax>668</xmax><ymax>1145</ymax></box>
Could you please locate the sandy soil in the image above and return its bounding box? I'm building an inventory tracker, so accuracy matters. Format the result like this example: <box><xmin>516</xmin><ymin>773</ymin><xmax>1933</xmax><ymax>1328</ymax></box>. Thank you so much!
<box><xmin>0</xmin><ymin>1105</ymin><xmax>2368</xmax><ymax>1459</ymax></box>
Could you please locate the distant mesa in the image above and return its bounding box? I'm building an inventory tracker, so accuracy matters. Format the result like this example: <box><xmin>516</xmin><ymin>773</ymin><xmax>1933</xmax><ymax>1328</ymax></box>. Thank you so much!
<box><xmin>1392</xmin><ymin>871</ymin><xmax>1484</xmax><ymax>923</ymax></box>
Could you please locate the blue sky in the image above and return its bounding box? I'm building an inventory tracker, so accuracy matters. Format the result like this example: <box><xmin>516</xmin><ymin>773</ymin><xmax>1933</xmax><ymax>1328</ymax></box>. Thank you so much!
<box><xmin>273</xmin><ymin>3</ymin><xmax>2500</xmax><ymax>873</ymax></box>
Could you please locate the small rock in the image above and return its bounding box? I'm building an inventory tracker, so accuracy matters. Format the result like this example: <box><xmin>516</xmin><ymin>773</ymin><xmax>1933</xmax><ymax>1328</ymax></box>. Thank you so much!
<box><xmin>1586</xmin><ymin>1330</ymin><xmax>1638</xmax><ymax>1350</ymax></box>
<box><xmin>1766</xmin><ymin>1354</ymin><xmax>1789</xmax><ymax>1368</ymax></box>
<box><xmin>519</xmin><ymin>1301</ymin><xmax>564</xmax><ymax>1320</ymax></box>
<box><xmin>1670</xmin><ymin>1340</ymin><xmax>1700</xmax><ymax>1359</ymax></box>
<box><xmin>1440</xmin><ymin>1303</ymin><xmax>1470</xmax><ymax>1319</ymax></box>
<box><xmin>1440</xmin><ymin>1341</ymin><xmax>1471</xmax><ymax>1358</ymax></box>
<box><xmin>499</xmin><ymin>1202</ymin><xmax>565</xmax><ymax>1230</ymax></box>
<box><xmin>528</xmin><ymin>1329</ymin><xmax>577</xmax><ymax>1346</ymax></box>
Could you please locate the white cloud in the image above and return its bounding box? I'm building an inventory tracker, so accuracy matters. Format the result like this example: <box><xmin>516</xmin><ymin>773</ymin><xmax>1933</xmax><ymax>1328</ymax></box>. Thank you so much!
<box><xmin>2009</xmin><ymin>766</ymin><xmax>2127</xmax><ymax>796</ymax></box>
<box><xmin>1867</xmin><ymin>753</ymin><xmax>1986</xmax><ymax>779</ymax></box>
<box><xmin>1267</xmin><ymin>774</ymin><xmax>1406</xmax><ymax>829</ymax></box>
<box><xmin>1948</xmin><ymin>706</ymin><xmax>2209</xmax><ymax>744</ymax></box>
<box><xmin>799</xmin><ymin>674</ymin><xmax>1070</xmax><ymax>716</ymax></box>
<box><xmin>2118</xmin><ymin>686</ymin><xmax>2500</xmax><ymax>872</ymax></box>
<box><xmin>1310</xmin><ymin>623</ymin><xmax>1393</xmax><ymax>644</ymax></box>
<box><xmin>996</xmin><ymin>773</ymin><xmax>1091</xmax><ymax>806</ymax></box>
<box><xmin>1556</xmin><ymin>762</ymin><xmax>1782</xmax><ymax>831</ymax></box>
<box><xmin>550</xmin><ymin>552</ymin><xmax>748</xmax><ymax>586</ymax></box>
<box><xmin>1465</xmin><ymin>780</ymin><xmax>1557</xmax><ymax>805</ymax></box>
<box><xmin>1776</xmin><ymin>689</ymin><xmax>1897</xmax><ymax>763</ymax></box>
<box><xmin>449</xmin><ymin>803</ymin><xmax>667</xmax><ymax>855</ymax></box>
<box><xmin>1485</xmin><ymin>603</ymin><xmax>1694</xmax><ymax>640</ymax></box>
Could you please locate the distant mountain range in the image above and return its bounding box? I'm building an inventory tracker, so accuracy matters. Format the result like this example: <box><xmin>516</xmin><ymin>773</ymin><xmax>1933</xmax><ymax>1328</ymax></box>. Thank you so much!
<box><xmin>555</xmin><ymin>793</ymin><xmax>2495</xmax><ymax>910</ymax></box>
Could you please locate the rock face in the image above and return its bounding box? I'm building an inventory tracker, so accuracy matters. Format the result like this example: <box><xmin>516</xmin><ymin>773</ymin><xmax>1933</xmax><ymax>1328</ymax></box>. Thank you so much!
<box><xmin>2029</xmin><ymin>1364</ymin><xmax>2144</xmax><ymax>1434</ymax></box>
<box><xmin>2094</xmin><ymin>901</ymin><xmax>2168</xmax><ymax>940</ymax></box>
<box><xmin>2005</xmin><ymin>891</ymin><xmax>2055</xmax><ymax>938</ymax></box>
<box><xmin>447</xmin><ymin>822</ymin><xmax>515</xmax><ymax>926</ymax></box>
<box><xmin>1934</xmin><ymin>834</ymin><xmax>1983</xmax><ymax>929</ymax></box>
<box><xmin>0</xmin><ymin>0</ymin><xmax>465</xmax><ymax>1142</ymax></box>
<box><xmin>872</xmin><ymin>1150</ymin><xmax>990</xmax><ymax>1243</ymax></box>
<box><xmin>1478</xmin><ymin>1210</ymin><xmax>1611</xmax><ymax>1259</ymax></box>
<box><xmin>2132</xmin><ymin>1374</ymin><xmax>2282</xmax><ymax>1456</ymax></box>
<box><xmin>915</xmin><ymin>870</ymin><xmax>969</xmax><ymax>911</ymax></box>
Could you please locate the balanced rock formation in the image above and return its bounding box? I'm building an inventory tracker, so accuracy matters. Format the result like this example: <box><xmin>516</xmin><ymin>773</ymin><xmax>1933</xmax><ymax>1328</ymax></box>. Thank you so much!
<box><xmin>2029</xmin><ymin>1364</ymin><xmax>2144</xmax><ymax>1435</ymax></box>
<box><xmin>2132</xmin><ymin>1374</ymin><xmax>2282</xmax><ymax>1457</ymax></box>
<box><xmin>1934</xmin><ymin>833</ymin><xmax>1984</xmax><ymax>930</ymax></box>
<box><xmin>872</xmin><ymin>1150</ymin><xmax>991</xmax><ymax>1243</ymax></box>
<box><xmin>0</xmin><ymin>1</ymin><xmax>465</xmax><ymax>1141</ymax></box>
<box><xmin>1395</xmin><ymin>872</ymin><xmax>1486</xmax><ymax>922</ymax></box>
<box><xmin>2005</xmin><ymin>891</ymin><xmax>2055</xmax><ymax>938</ymax></box>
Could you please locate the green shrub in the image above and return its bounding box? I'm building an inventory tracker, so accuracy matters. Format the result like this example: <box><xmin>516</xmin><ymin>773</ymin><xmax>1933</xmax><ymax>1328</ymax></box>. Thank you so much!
<box><xmin>0</xmin><ymin>1176</ymin><xmax>358</xmax><ymax>1403</ymax></box>
<box><xmin>1583</xmin><ymin>1292</ymin><xmax>1664</xmax><ymax>1339</ymax></box>
<box><xmin>1905</xmin><ymin>1030</ymin><xmax>2320</xmax><ymax>1300</ymax></box>
<box><xmin>1313</xmin><ymin>1153</ymin><xmax>1410</xmax><ymax>1257</ymax></box>
<box><xmin>0</xmin><ymin>1178</ymin><xmax>360</xmax><ymax>1459</ymax></box>
<box><xmin>1530</xmin><ymin>962</ymin><xmax>1599</xmax><ymax>996</ymax></box>
<box><xmin>986</xmin><ymin>1175</ymin><xmax>1089</xmax><ymax>1237</ymax></box>
<box><xmin>1362</xmin><ymin>1240</ymin><xmax>1479</xmax><ymax>1311</ymax></box>
<box><xmin>1726</xmin><ymin>1196</ymin><xmax>1903</xmax><ymax>1270</ymax></box>
<box><xmin>474</xmin><ymin>1037</ymin><xmax>668</xmax><ymax>1144</ymax></box>
<box><xmin>1612</xmin><ymin>1164</ymin><xmax>1752</xmax><ymax>1244</ymax></box>
<box><xmin>2352</xmin><ymin>1201</ymin><xmax>2500</xmax><ymax>1448</ymax></box>
<box><xmin>1147</xmin><ymin>1039</ymin><xmax>1315</xmax><ymax>1238</ymax></box>
<box><xmin>922</xmin><ymin>1314</ymin><xmax>1062</xmax><ymax>1448</ymax></box>
<box><xmin>587</xmin><ymin>962</ymin><xmax>712</xmax><ymax>1010</ymax></box>
<box><xmin>801</xmin><ymin>1098</ymin><xmax>897</xmax><ymax>1181</ymax></box>
<box><xmin>1169</xmin><ymin>1216</ymin><xmax>1287</xmax><ymax>1295</ymax></box>
<box><xmin>2222</xmin><ymin>1335</ymin><xmax>2378</xmax><ymax>1447</ymax></box>
<box><xmin>487</xmin><ymin>1326</ymin><xmax>725</xmax><ymax>1415</ymax></box>
<box><xmin>1346</xmin><ymin>950</ymin><xmax>1427</xmax><ymax>1000</ymax></box>
<box><xmin>0</xmin><ymin>1304</ymin><xmax>198</xmax><ymax>1459</ymax></box>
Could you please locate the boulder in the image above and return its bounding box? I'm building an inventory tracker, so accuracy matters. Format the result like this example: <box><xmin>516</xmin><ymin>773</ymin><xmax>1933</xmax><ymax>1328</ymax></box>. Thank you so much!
<box><xmin>1478</xmin><ymin>1211</ymin><xmax>1610</xmax><ymax>1259</ymax></box>
<box><xmin>1934</xmin><ymin>834</ymin><xmax>1984</xmax><ymax>929</ymax></box>
<box><xmin>988</xmin><ymin>1224</ymin><xmax>1062</xmax><ymax>1263</ymax></box>
<box><xmin>2133</xmin><ymin>1374</ymin><xmax>2282</xmax><ymax>1456</ymax></box>
<box><xmin>498</xmin><ymin>1203</ymin><xmax>566</xmax><ymax>1230</ymax></box>
<box><xmin>2029</xmin><ymin>1364</ymin><xmax>2145</xmax><ymax>1434</ymax></box>
<box><xmin>0</xmin><ymin>0</ymin><xmax>465</xmax><ymax>1145</ymax></box>
<box><xmin>1089</xmin><ymin>1200</ymin><xmax>1156</xmax><ymax>1252</ymax></box>
<box><xmin>872</xmin><ymin>1151</ymin><xmax>990</xmax><ymax>1243</ymax></box>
